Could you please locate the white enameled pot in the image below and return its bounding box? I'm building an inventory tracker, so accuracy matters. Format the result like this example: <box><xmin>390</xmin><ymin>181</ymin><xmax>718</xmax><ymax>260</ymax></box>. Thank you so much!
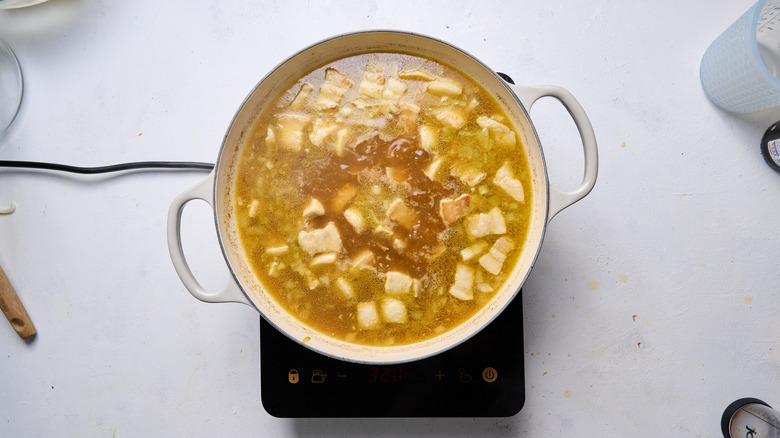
<box><xmin>167</xmin><ymin>31</ymin><xmax>598</xmax><ymax>364</ymax></box>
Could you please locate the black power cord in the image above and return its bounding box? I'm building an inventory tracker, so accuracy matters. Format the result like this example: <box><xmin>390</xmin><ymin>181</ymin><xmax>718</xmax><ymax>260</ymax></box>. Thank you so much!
<box><xmin>0</xmin><ymin>160</ymin><xmax>214</xmax><ymax>174</ymax></box>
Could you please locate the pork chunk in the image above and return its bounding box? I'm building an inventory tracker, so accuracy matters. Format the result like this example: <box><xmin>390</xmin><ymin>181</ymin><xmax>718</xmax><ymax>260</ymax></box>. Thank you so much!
<box><xmin>434</xmin><ymin>106</ymin><xmax>466</xmax><ymax>129</ymax></box>
<box><xmin>478</xmin><ymin>237</ymin><xmax>515</xmax><ymax>275</ymax></box>
<box><xmin>449</xmin><ymin>263</ymin><xmax>475</xmax><ymax>300</ymax></box>
<box><xmin>493</xmin><ymin>162</ymin><xmax>525</xmax><ymax>203</ymax></box>
<box><xmin>290</xmin><ymin>83</ymin><xmax>313</xmax><ymax>111</ymax></box>
<box><xmin>315</xmin><ymin>68</ymin><xmax>354</xmax><ymax>110</ymax></box>
<box><xmin>309</xmin><ymin>119</ymin><xmax>339</xmax><ymax>147</ymax></box>
<box><xmin>450</xmin><ymin>163</ymin><xmax>486</xmax><ymax>187</ymax></box>
<box><xmin>359</xmin><ymin>61</ymin><xmax>386</xmax><ymax>99</ymax></box>
<box><xmin>464</xmin><ymin>207</ymin><xmax>507</xmax><ymax>238</ymax></box>
<box><xmin>439</xmin><ymin>194</ymin><xmax>471</xmax><ymax>226</ymax></box>
<box><xmin>477</xmin><ymin>115</ymin><xmax>517</xmax><ymax>147</ymax></box>
<box><xmin>277</xmin><ymin>115</ymin><xmax>309</xmax><ymax>152</ymax></box>
<box><xmin>382</xmin><ymin>77</ymin><xmax>407</xmax><ymax>101</ymax></box>
<box><xmin>333</xmin><ymin>128</ymin><xmax>352</xmax><ymax>157</ymax></box>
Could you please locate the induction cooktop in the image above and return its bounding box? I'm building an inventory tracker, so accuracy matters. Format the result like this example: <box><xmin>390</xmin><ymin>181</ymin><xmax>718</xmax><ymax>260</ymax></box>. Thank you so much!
<box><xmin>259</xmin><ymin>289</ymin><xmax>524</xmax><ymax>418</ymax></box>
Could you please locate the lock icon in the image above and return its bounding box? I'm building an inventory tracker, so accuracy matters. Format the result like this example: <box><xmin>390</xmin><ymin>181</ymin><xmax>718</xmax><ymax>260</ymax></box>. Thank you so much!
<box><xmin>288</xmin><ymin>369</ymin><xmax>299</xmax><ymax>384</ymax></box>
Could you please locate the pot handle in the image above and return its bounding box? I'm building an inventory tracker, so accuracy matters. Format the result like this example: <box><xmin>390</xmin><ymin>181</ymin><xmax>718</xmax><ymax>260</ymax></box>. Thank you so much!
<box><xmin>167</xmin><ymin>171</ymin><xmax>252</xmax><ymax>306</ymax></box>
<box><xmin>509</xmin><ymin>84</ymin><xmax>598</xmax><ymax>223</ymax></box>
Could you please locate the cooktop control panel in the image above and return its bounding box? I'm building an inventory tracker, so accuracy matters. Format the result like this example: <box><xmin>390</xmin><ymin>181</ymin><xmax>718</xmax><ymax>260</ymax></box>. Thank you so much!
<box><xmin>260</xmin><ymin>291</ymin><xmax>524</xmax><ymax>418</ymax></box>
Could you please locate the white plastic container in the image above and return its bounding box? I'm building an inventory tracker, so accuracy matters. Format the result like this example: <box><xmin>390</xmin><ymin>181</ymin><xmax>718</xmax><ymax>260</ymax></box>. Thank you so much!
<box><xmin>700</xmin><ymin>0</ymin><xmax>780</xmax><ymax>112</ymax></box>
<box><xmin>0</xmin><ymin>0</ymin><xmax>50</xmax><ymax>8</ymax></box>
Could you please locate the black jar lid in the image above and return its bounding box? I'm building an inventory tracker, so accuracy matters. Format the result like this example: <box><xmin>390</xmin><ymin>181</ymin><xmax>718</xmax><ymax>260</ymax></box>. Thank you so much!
<box><xmin>761</xmin><ymin>121</ymin><xmax>780</xmax><ymax>172</ymax></box>
<box><xmin>721</xmin><ymin>397</ymin><xmax>771</xmax><ymax>438</ymax></box>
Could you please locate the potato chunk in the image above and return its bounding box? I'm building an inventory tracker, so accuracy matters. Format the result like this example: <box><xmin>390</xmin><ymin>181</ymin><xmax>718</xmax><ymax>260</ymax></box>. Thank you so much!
<box><xmin>493</xmin><ymin>162</ymin><xmax>525</xmax><ymax>203</ymax></box>
<box><xmin>398</xmin><ymin>68</ymin><xmax>435</xmax><ymax>81</ymax></box>
<box><xmin>439</xmin><ymin>194</ymin><xmax>471</xmax><ymax>226</ymax></box>
<box><xmin>248</xmin><ymin>199</ymin><xmax>261</xmax><ymax>218</ymax></box>
<box><xmin>331</xmin><ymin>184</ymin><xmax>358</xmax><ymax>212</ymax></box>
<box><xmin>423</xmin><ymin>157</ymin><xmax>444</xmax><ymax>181</ymax></box>
<box><xmin>303</xmin><ymin>198</ymin><xmax>325</xmax><ymax>219</ymax></box>
<box><xmin>357</xmin><ymin>301</ymin><xmax>380</xmax><ymax>329</ymax></box>
<box><xmin>298</xmin><ymin>222</ymin><xmax>343</xmax><ymax>256</ymax></box>
<box><xmin>335</xmin><ymin>278</ymin><xmax>355</xmax><ymax>299</ymax></box>
<box><xmin>343</xmin><ymin>208</ymin><xmax>367</xmax><ymax>233</ymax></box>
<box><xmin>265</xmin><ymin>244</ymin><xmax>289</xmax><ymax>255</ymax></box>
<box><xmin>398</xmin><ymin>102</ymin><xmax>421</xmax><ymax>135</ymax></box>
<box><xmin>427</xmin><ymin>80</ymin><xmax>463</xmax><ymax>97</ymax></box>
<box><xmin>264</xmin><ymin>126</ymin><xmax>276</xmax><ymax>145</ymax></box>
<box><xmin>310</xmin><ymin>252</ymin><xmax>338</xmax><ymax>267</ymax></box>
<box><xmin>465</xmin><ymin>207</ymin><xmax>507</xmax><ymax>238</ymax></box>
<box><xmin>385</xmin><ymin>167</ymin><xmax>408</xmax><ymax>185</ymax></box>
<box><xmin>386</xmin><ymin>198</ymin><xmax>419</xmax><ymax>230</ymax></box>
<box><xmin>384</xmin><ymin>271</ymin><xmax>420</xmax><ymax>295</ymax></box>
<box><xmin>419</xmin><ymin>125</ymin><xmax>438</xmax><ymax>153</ymax></box>
<box><xmin>449</xmin><ymin>263</ymin><xmax>475</xmax><ymax>300</ymax></box>
<box><xmin>350</xmin><ymin>249</ymin><xmax>376</xmax><ymax>271</ymax></box>
<box><xmin>381</xmin><ymin>298</ymin><xmax>408</xmax><ymax>323</ymax></box>
<box><xmin>479</xmin><ymin>237</ymin><xmax>515</xmax><ymax>275</ymax></box>
<box><xmin>460</xmin><ymin>241</ymin><xmax>488</xmax><ymax>261</ymax></box>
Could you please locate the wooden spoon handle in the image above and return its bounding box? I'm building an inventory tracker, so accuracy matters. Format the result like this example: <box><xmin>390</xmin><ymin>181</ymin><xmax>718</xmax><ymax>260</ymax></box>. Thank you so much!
<box><xmin>0</xmin><ymin>264</ymin><xmax>36</xmax><ymax>339</ymax></box>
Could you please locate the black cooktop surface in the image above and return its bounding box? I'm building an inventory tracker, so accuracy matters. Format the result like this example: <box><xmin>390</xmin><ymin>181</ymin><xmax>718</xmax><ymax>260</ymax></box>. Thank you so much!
<box><xmin>260</xmin><ymin>290</ymin><xmax>524</xmax><ymax>418</ymax></box>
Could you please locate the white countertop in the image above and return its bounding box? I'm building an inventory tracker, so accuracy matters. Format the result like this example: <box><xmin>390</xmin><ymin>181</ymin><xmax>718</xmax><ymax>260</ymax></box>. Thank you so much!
<box><xmin>2</xmin><ymin>1</ymin><xmax>779</xmax><ymax>436</ymax></box>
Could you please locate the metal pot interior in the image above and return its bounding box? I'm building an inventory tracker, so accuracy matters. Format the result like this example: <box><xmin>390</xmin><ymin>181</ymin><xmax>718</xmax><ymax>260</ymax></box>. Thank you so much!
<box><xmin>211</xmin><ymin>31</ymin><xmax>549</xmax><ymax>363</ymax></box>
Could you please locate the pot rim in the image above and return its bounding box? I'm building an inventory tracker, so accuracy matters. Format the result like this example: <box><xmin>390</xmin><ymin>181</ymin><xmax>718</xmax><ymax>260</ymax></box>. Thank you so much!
<box><xmin>215</xmin><ymin>30</ymin><xmax>549</xmax><ymax>364</ymax></box>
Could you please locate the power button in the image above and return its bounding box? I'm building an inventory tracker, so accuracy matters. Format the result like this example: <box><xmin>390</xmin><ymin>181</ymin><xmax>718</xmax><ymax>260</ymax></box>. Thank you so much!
<box><xmin>482</xmin><ymin>367</ymin><xmax>498</xmax><ymax>383</ymax></box>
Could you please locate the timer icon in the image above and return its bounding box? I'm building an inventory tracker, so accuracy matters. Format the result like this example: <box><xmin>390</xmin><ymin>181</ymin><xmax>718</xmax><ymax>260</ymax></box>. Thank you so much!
<box><xmin>482</xmin><ymin>367</ymin><xmax>498</xmax><ymax>383</ymax></box>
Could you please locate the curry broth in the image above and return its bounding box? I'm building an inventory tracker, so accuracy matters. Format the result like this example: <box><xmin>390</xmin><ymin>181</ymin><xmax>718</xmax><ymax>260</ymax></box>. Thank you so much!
<box><xmin>234</xmin><ymin>52</ymin><xmax>532</xmax><ymax>346</ymax></box>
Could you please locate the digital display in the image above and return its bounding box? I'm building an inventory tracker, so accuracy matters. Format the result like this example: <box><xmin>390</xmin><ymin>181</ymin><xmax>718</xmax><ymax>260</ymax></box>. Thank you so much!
<box><xmin>367</xmin><ymin>366</ymin><xmax>403</xmax><ymax>383</ymax></box>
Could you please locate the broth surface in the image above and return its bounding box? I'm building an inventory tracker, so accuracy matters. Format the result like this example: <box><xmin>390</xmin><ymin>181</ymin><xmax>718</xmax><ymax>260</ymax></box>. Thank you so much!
<box><xmin>234</xmin><ymin>52</ymin><xmax>532</xmax><ymax>346</ymax></box>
